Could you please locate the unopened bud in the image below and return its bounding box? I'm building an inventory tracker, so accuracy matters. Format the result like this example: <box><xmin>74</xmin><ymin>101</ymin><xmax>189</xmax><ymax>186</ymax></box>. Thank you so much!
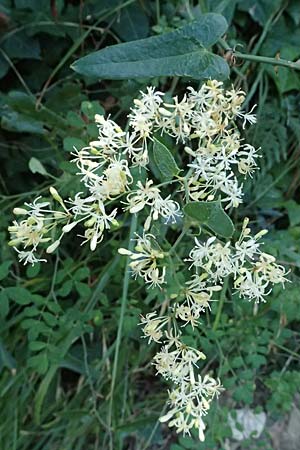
<box><xmin>49</xmin><ymin>187</ymin><xmax>63</xmax><ymax>203</ymax></box>
<box><xmin>158</xmin><ymin>107</ymin><xmax>172</xmax><ymax>116</ymax></box>
<box><xmin>46</xmin><ymin>239</ymin><xmax>61</xmax><ymax>254</ymax></box>
<box><xmin>62</xmin><ymin>222</ymin><xmax>78</xmax><ymax>233</ymax></box>
<box><xmin>8</xmin><ymin>239</ymin><xmax>19</xmax><ymax>246</ymax></box>
<box><xmin>90</xmin><ymin>234</ymin><xmax>98</xmax><ymax>251</ymax></box>
<box><xmin>118</xmin><ymin>248</ymin><xmax>132</xmax><ymax>256</ymax></box>
<box><xmin>242</xmin><ymin>217</ymin><xmax>249</xmax><ymax>229</ymax></box>
<box><xmin>13</xmin><ymin>208</ymin><xmax>28</xmax><ymax>215</ymax></box>
<box><xmin>255</xmin><ymin>229</ymin><xmax>268</xmax><ymax>239</ymax></box>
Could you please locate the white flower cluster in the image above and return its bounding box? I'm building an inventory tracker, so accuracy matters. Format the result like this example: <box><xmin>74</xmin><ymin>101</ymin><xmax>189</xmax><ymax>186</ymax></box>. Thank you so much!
<box><xmin>8</xmin><ymin>82</ymin><xmax>287</xmax><ymax>442</ymax></box>
<box><xmin>118</xmin><ymin>233</ymin><xmax>166</xmax><ymax>288</ymax></box>
<box><xmin>9</xmin><ymin>81</ymin><xmax>257</xmax><ymax>268</ymax></box>
<box><xmin>139</xmin><ymin>316</ymin><xmax>223</xmax><ymax>441</ymax></box>
<box><xmin>175</xmin><ymin>274</ymin><xmax>222</xmax><ymax>328</ymax></box>
<box><xmin>187</xmin><ymin>218</ymin><xmax>288</xmax><ymax>303</ymax></box>
<box><xmin>126</xmin><ymin>179</ymin><xmax>182</xmax><ymax>230</ymax></box>
<box><xmin>128</xmin><ymin>80</ymin><xmax>260</xmax><ymax>209</ymax></box>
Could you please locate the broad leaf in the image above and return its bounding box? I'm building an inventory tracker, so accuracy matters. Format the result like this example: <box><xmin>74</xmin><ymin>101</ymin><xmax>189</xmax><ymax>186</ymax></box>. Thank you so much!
<box><xmin>184</xmin><ymin>201</ymin><xmax>211</xmax><ymax>223</ymax></box>
<box><xmin>153</xmin><ymin>138</ymin><xmax>180</xmax><ymax>181</ymax></box>
<box><xmin>206</xmin><ymin>203</ymin><xmax>234</xmax><ymax>238</ymax></box>
<box><xmin>72</xmin><ymin>13</ymin><xmax>229</xmax><ymax>80</ymax></box>
<box><xmin>3</xmin><ymin>31</ymin><xmax>41</xmax><ymax>59</ymax></box>
<box><xmin>184</xmin><ymin>201</ymin><xmax>234</xmax><ymax>238</ymax></box>
<box><xmin>1</xmin><ymin>110</ymin><xmax>46</xmax><ymax>134</ymax></box>
<box><xmin>112</xmin><ymin>3</ymin><xmax>150</xmax><ymax>41</ymax></box>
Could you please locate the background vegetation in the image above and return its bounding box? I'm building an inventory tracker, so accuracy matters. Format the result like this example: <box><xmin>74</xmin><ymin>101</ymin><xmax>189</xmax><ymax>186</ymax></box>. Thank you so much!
<box><xmin>0</xmin><ymin>0</ymin><xmax>300</xmax><ymax>449</ymax></box>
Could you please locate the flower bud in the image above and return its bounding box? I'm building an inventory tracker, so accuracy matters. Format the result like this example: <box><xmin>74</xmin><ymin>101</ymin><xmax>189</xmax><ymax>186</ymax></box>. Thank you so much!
<box><xmin>49</xmin><ymin>187</ymin><xmax>63</xmax><ymax>203</ymax></box>
<box><xmin>46</xmin><ymin>240</ymin><xmax>61</xmax><ymax>254</ymax></box>
<box><xmin>118</xmin><ymin>248</ymin><xmax>132</xmax><ymax>256</ymax></box>
<box><xmin>8</xmin><ymin>239</ymin><xmax>20</xmax><ymax>246</ymax></box>
<box><xmin>90</xmin><ymin>234</ymin><xmax>98</xmax><ymax>251</ymax></box>
<box><xmin>13</xmin><ymin>208</ymin><xmax>28</xmax><ymax>215</ymax></box>
<box><xmin>62</xmin><ymin>222</ymin><xmax>78</xmax><ymax>233</ymax></box>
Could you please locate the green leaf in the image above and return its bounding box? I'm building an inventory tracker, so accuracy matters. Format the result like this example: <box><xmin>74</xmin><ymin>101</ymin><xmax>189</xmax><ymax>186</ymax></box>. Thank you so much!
<box><xmin>34</xmin><ymin>365</ymin><xmax>56</xmax><ymax>423</ymax></box>
<box><xmin>206</xmin><ymin>203</ymin><xmax>234</xmax><ymax>238</ymax></box>
<box><xmin>0</xmin><ymin>290</ymin><xmax>9</xmax><ymax>318</ymax></box>
<box><xmin>245</xmin><ymin>353</ymin><xmax>267</xmax><ymax>369</ymax></box>
<box><xmin>66</xmin><ymin>111</ymin><xmax>85</xmax><ymax>128</ymax></box>
<box><xmin>153</xmin><ymin>137</ymin><xmax>180</xmax><ymax>181</ymax></box>
<box><xmin>63</xmin><ymin>136</ymin><xmax>86</xmax><ymax>153</ymax></box>
<box><xmin>74</xmin><ymin>267</ymin><xmax>90</xmax><ymax>281</ymax></box>
<box><xmin>250</xmin><ymin>103</ymin><xmax>287</xmax><ymax>170</ymax></box>
<box><xmin>3</xmin><ymin>31</ymin><xmax>41</xmax><ymax>59</ymax></box>
<box><xmin>178</xmin><ymin>435</ymin><xmax>197</xmax><ymax>448</ymax></box>
<box><xmin>0</xmin><ymin>340</ymin><xmax>16</xmax><ymax>371</ymax></box>
<box><xmin>26</xmin><ymin>262</ymin><xmax>41</xmax><ymax>278</ymax></box>
<box><xmin>233</xmin><ymin>382</ymin><xmax>254</xmax><ymax>404</ymax></box>
<box><xmin>287</xmin><ymin>0</ymin><xmax>300</xmax><ymax>25</ymax></box>
<box><xmin>29</xmin><ymin>341</ymin><xmax>47</xmax><ymax>351</ymax></box>
<box><xmin>184</xmin><ymin>201</ymin><xmax>234</xmax><ymax>238</ymax></box>
<box><xmin>231</xmin><ymin>355</ymin><xmax>244</xmax><ymax>368</ymax></box>
<box><xmin>112</xmin><ymin>3</ymin><xmax>150</xmax><ymax>41</ymax></box>
<box><xmin>238</xmin><ymin>0</ymin><xmax>282</xmax><ymax>26</ymax></box>
<box><xmin>57</xmin><ymin>280</ymin><xmax>73</xmax><ymax>297</ymax></box>
<box><xmin>42</xmin><ymin>312</ymin><xmax>57</xmax><ymax>327</ymax></box>
<box><xmin>29</xmin><ymin>157</ymin><xmax>48</xmax><ymax>176</ymax></box>
<box><xmin>0</xmin><ymin>260</ymin><xmax>13</xmax><ymax>281</ymax></box>
<box><xmin>72</xmin><ymin>14</ymin><xmax>229</xmax><ymax>80</ymax></box>
<box><xmin>286</xmin><ymin>200</ymin><xmax>300</xmax><ymax>226</ymax></box>
<box><xmin>1</xmin><ymin>110</ymin><xmax>46</xmax><ymax>134</ymax></box>
<box><xmin>28</xmin><ymin>353</ymin><xmax>49</xmax><ymax>374</ymax></box>
<box><xmin>74</xmin><ymin>281</ymin><xmax>91</xmax><ymax>298</ymax></box>
<box><xmin>6</xmin><ymin>286</ymin><xmax>33</xmax><ymax>305</ymax></box>
<box><xmin>184</xmin><ymin>201</ymin><xmax>211</xmax><ymax>223</ymax></box>
<box><xmin>81</xmin><ymin>100</ymin><xmax>104</xmax><ymax>120</ymax></box>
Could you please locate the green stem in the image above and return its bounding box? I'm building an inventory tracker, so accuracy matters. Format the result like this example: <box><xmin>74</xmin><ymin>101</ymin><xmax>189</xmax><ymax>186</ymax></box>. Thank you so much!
<box><xmin>273</xmin><ymin>342</ymin><xmax>300</xmax><ymax>360</ymax></box>
<box><xmin>239</xmin><ymin>2</ymin><xmax>286</xmax><ymax>76</ymax></box>
<box><xmin>235</xmin><ymin>52</ymin><xmax>300</xmax><ymax>70</ymax></box>
<box><xmin>219</xmin><ymin>38</ymin><xmax>300</xmax><ymax>71</ymax></box>
<box><xmin>107</xmin><ymin>214</ymin><xmax>138</xmax><ymax>439</ymax></box>
<box><xmin>212</xmin><ymin>277</ymin><xmax>228</xmax><ymax>332</ymax></box>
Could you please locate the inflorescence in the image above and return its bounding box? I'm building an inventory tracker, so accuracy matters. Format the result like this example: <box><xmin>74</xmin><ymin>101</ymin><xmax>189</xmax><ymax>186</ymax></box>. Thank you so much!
<box><xmin>8</xmin><ymin>80</ymin><xmax>287</xmax><ymax>441</ymax></box>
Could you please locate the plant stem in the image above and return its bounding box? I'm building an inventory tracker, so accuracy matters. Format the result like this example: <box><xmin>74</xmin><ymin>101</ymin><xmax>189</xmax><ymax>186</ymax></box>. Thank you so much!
<box><xmin>212</xmin><ymin>277</ymin><xmax>228</xmax><ymax>332</ymax></box>
<box><xmin>219</xmin><ymin>38</ymin><xmax>300</xmax><ymax>71</ymax></box>
<box><xmin>107</xmin><ymin>214</ymin><xmax>137</xmax><ymax>443</ymax></box>
<box><xmin>235</xmin><ymin>52</ymin><xmax>300</xmax><ymax>70</ymax></box>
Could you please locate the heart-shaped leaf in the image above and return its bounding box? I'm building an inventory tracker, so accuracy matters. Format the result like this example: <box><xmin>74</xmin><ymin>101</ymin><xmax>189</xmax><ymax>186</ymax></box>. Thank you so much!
<box><xmin>72</xmin><ymin>14</ymin><xmax>229</xmax><ymax>80</ymax></box>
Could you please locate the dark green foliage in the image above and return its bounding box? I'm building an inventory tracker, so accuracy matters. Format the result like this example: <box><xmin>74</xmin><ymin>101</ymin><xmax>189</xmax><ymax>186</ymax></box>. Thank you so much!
<box><xmin>0</xmin><ymin>1</ymin><xmax>300</xmax><ymax>449</ymax></box>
